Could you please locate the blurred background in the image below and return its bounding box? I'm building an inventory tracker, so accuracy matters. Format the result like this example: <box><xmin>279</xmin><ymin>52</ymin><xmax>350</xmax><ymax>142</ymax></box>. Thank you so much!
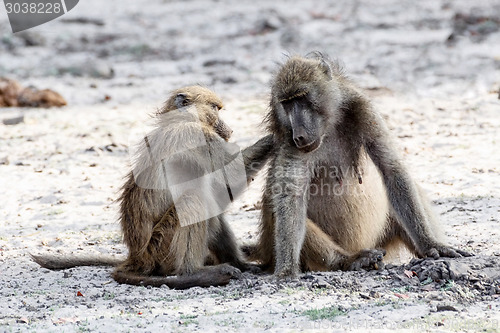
<box><xmin>1</xmin><ymin>0</ymin><xmax>499</xmax><ymax>106</ymax></box>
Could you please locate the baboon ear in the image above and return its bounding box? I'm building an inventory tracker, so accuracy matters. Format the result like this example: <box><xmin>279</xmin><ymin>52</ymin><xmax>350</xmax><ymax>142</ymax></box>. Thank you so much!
<box><xmin>319</xmin><ymin>58</ymin><xmax>333</xmax><ymax>81</ymax></box>
<box><xmin>174</xmin><ymin>93</ymin><xmax>189</xmax><ymax>109</ymax></box>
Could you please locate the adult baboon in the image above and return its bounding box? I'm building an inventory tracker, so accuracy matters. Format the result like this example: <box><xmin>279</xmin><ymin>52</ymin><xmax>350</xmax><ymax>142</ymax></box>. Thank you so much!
<box><xmin>32</xmin><ymin>86</ymin><xmax>273</xmax><ymax>289</ymax></box>
<box><xmin>244</xmin><ymin>53</ymin><xmax>470</xmax><ymax>278</ymax></box>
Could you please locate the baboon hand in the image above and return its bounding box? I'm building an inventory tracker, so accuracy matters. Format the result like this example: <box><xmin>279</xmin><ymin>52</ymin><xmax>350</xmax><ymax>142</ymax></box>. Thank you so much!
<box><xmin>347</xmin><ymin>249</ymin><xmax>386</xmax><ymax>271</ymax></box>
<box><xmin>425</xmin><ymin>245</ymin><xmax>473</xmax><ymax>259</ymax></box>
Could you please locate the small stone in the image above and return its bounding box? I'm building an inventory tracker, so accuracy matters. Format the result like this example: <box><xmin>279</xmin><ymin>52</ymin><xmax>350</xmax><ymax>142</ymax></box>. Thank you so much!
<box><xmin>447</xmin><ymin>260</ymin><xmax>469</xmax><ymax>280</ymax></box>
<box><xmin>436</xmin><ymin>305</ymin><xmax>458</xmax><ymax>312</ymax></box>
<box><xmin>3</xmin><ymin>115</ymin><xmax>24</xmax><ymax>125</ymax></box>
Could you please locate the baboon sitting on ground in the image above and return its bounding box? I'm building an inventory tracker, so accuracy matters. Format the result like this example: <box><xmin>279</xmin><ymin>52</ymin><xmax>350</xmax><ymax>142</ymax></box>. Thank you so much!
<box><xmin>244</xmin><ymin>53</ymin><xmax>471</xmax><ymax>278</ymax></box>
<box><xmin>33</xmin><ymin>86</ymin><xmax>273</xmax><ymax>289</ymax></box>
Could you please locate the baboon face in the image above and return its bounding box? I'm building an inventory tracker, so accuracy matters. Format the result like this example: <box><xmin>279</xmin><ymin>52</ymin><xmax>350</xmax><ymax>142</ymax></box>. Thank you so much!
<box><xmin>280</xmin><ymin>94</ymin><xmax>322</xmax><ymax>153</ymax></box>
<box><xmin>270</xmin><ymin>57</ymin><xmax>334</xmax><ymax>153</ymax></box>
<box><xmin>163</xmin><ymin>86</ymin><xmax>233</xmax><ymax>141</ymax></box>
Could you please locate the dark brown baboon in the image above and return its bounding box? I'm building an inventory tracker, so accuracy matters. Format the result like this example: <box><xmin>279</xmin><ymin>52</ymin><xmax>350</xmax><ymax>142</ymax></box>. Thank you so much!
<box><xmin>244</xmin><ymin>53</ymin><xmax>471</xmax><ymax>278</ymax></box>
<box><xmin>32</xmin><ymin>86</ymin><xmax>273</xmax><ymax>289</ymax></box>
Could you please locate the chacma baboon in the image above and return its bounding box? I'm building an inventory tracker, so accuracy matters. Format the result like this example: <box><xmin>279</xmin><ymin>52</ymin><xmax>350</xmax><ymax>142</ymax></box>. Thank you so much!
<box><xmin>32</xmin><ymin>86</ymin><xmax>273</xmax><ymax>289</ymax></box>
<box><xmin>244</xmin><ymin>53</ymin><xmax>471</xmax><ymax>278</ymax></box>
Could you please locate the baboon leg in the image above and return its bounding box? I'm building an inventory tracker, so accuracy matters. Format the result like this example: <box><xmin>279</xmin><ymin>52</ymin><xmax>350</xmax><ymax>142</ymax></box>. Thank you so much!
<box><xmin>113</xmin><ymin>211</ymin><xmax>242</xmax><ymax>288</ymax></box>
<box><xmin>301</xmin><ymin>219</ymin><xmax>350</xmax><ymax>271</ymax></box>
<box><xmin>242</xmin><ymin>195</ymin><xmax>277</xmax><ymax>272</ymax></box>
<box><xmin>302</xmin><ymin>219</ymin><xmax>385</xmax><ymax>271</ymax></box>
<box><xmin>208</xmin><ymin>216</ymin><xmax>261</xmax><ymax>273</ymax></box>
<box><xmin>168</xmin><ymin>220</ymin><xmax>209</xmax><ymax>275</ymax></box>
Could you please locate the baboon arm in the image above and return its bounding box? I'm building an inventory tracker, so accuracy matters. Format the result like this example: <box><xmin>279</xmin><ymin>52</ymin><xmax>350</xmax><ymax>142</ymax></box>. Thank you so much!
<box><xmin>240</xmin><ymin>134</ymin><xmax>274</xmax><ymax>182</ymax></box>
<box><xmin>208</xmin><ymin>216</ymin><xmax>252</xmax><ymax>271</ymax></box>
<box><xmin>364</xmin><ymin>124</ymin><xmax>441</xmax><ymax>256</ymax></box>
<box><xmin>270</xmin><ymin>156</ymin><xmax>310</xmax><ymax>277</ymax></box>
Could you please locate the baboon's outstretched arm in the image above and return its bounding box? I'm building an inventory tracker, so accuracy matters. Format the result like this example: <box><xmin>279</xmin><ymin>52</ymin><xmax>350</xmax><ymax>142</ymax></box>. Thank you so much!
<box><xmin>240</xmin><ymin>134</ymin><xmax>274</xmax><ymax>182</ymax></box>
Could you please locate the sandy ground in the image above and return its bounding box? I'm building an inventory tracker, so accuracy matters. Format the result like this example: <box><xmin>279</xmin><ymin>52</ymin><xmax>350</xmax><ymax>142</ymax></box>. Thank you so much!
<box><xmin>1</xmin><ymin>0</ymin><xmax>499</xmax><ymax>332</ymax></box>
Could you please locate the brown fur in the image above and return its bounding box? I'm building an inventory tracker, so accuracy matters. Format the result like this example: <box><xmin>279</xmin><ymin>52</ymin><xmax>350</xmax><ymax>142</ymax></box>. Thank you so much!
<box><xmin>32</xmin><ymin>86</ymin><xmax>273</xmax><ymax>289</ymax></box>
<box><xmin>245</xmin><ymin>53</ymin><xmax>471</xmax><ymax>278</ymax></box>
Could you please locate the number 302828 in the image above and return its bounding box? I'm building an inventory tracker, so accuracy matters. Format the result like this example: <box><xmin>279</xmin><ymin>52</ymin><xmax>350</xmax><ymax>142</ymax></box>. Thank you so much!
<box><xmin>5</xmin><ymin>2</ymin><xmax>62</xmax><ymax>14</ymax></box>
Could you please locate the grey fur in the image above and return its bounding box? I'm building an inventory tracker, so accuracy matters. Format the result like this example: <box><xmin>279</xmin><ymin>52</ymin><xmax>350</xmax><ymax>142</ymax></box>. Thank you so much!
<box><xmin>247</xmin><ymin>54</ymin><xmax>471</xmax><ymax>278</ymax></box>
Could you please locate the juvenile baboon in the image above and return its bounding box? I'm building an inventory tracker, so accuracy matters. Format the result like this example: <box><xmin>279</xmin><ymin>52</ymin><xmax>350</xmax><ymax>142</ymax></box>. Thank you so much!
<box><xmin>244</xmin><ymin>53</ymin><xmax>471</xmax><ymax>278</ymax></box>
<box><xmin>32</xmin><ymin>86</ymin><xmax>273</xmax><ymax>289</ymax></box>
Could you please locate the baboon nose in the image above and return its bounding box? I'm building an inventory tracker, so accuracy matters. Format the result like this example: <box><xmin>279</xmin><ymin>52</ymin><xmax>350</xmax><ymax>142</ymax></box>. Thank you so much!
<box><xmin>293</xmin><ymin>127</ymin><xmax>309</xmax><ymax>147</ymax></box>
<box><xmin>293</xmin><ymin>135</ymin><xmax>306</xmax><ymax>147</ymax></box>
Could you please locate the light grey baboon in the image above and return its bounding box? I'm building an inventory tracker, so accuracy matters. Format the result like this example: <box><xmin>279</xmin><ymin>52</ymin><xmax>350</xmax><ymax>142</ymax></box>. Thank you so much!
<box><xmin>244</xmin><ymin>53</ymin><xmax>471</xmax><ymax>278</ymax></box>
<box><xmin>32</xmin><ymin>86</ymin><xmax>273</xmax><ymax>289</ymax></box>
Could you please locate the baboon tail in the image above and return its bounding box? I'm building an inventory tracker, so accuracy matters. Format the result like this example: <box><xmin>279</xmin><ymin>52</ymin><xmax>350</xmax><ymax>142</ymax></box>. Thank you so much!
<box><xmin>111</xmin><ymin>268</ymin><xmax>235</xmax><ymax>289</ymax></box>
<box><xmin>30</xmin><ymin>253</ymin><xmax>123</xmax><ymax>270</ymax></box>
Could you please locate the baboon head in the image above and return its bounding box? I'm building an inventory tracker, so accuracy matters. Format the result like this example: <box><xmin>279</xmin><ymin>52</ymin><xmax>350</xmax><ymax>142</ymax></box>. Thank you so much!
<box><xmin>268</xmin><ymin>53</ymin><xmax>342</xmax><ymax>153</ymax></box>
<box><xmin>161</xmin><ymin>86</ymin><xmax>233</xmax><ymax>141</ymax></box>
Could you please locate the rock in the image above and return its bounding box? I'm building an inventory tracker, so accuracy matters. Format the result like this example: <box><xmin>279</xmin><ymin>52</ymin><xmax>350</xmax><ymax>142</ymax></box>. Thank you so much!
<box><xmin>0</xmin><ymin>77</ymin><xmax>22</xmax><ymax>107</ymax></box>
<box><xmin>16</xmin><ymin>31</ymin><xmax>46</xmax><ymax>47</ymax></box>
<box><xmin>58</xmin><ymin>61</ymin><xmax>114</xmax><ymax>79</ymax></box>
<box><xmin>2</xmin><ymin>115</ymin><xmax>24</xmax><ymax>125</ymax></box>
<box><xmin>61</xmin><ymin>17</ymin><xmax>105</xmax><ymax>26</ymax></box>
<box><xmin>203</xmin><ymin>59</ymin><xmax>236</xmax><ymax>67</ymax></box>
<box><xmin>0</xmin><ymin>78</ymin><xmax>67</xmax><ymax>108</ymax></box>
<box><xmin>252</xmin><ymin>12</ymin><xmax>283</xmax><ymax>35</ymax></box>
<box><xmin>311</xmin><ymin>276</ymin><xmax>330</xmax><ymax>288</ymax></box>
<box><xmin>436</xmin><ymin>305</ymin><xmax>459</xmax><ymax>312</ymax></box>
<box><xmin>446</xmin><ymin>260</ymin><xmax>470</xmax><ymax>280</ymax></box>
<box><xmin>18</xmin><ymin>87</ymin><xmax>67</xmax><ymax>108</ymax></box>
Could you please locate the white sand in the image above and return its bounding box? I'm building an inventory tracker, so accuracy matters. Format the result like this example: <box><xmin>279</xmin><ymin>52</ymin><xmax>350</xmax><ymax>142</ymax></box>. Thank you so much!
<box><xmin>1</xmin><ymin>0</ymin><xmax>499</xmax><ymax>331</ymax></box>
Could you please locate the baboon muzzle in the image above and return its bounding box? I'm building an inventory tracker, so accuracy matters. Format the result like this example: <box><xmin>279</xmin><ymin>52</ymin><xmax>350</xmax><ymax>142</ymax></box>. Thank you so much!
<box><xmin>289</xmin><ymin>104</ymin><xmax>320</xmax><ymax>152</ymax></box>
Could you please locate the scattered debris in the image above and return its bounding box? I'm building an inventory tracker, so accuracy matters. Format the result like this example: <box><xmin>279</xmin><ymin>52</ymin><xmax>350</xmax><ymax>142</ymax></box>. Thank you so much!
<box><xmin>0</xmin><ymin>78</ymin><xmax>22</xmax><ymax>107</ymax></box>
<box><xmin>57</xmin><ymin>60</ymin><xmax>114</xmax><ymax>79</ymax></box>
<box><xmin>61</xmin><ymin>17</ymin><xmax>105</xmax><ymax>26</ymax></box>
<box><xmin>436</xmin><ymin>305</ymin><xmax>459</xmax><ymax>312</ymax></box>
<box><xmin>0</xmin><ymin>78</ymin><xmax>67</xmax><ymax>108</ymax></box>
<box><xmin>448</xmin><ymin>12</ymin><xmax>500</xmax><ymax>43</ymax></box>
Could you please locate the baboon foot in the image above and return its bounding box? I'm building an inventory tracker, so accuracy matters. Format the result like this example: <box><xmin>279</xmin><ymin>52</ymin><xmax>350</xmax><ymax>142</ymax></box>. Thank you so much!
<box><xmin>425</xmin><ymin>245</ymin><xmax>473</xmax><ymax>259</ymax></box>
<box><xmin>273</xmin><ymin>265</ymin><xmax>300</xmax><ymax>280</ymax></box>
<box><xmin>347</xmin><ymin>249</ymin><xmax>386</xmax><ymax>271</ymax></box>
<box><xmin>216</xmin><ymin>263</ymin><xmax>242</xmax><ymax>280</ymax></box>
<box><xmin>237</xmin><ymin>263</ymin><xmax>263</xmax><ymax>274</ymax></box>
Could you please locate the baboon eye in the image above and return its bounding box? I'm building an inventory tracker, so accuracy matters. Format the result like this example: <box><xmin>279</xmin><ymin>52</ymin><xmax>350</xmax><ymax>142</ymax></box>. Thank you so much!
<box><xmin>212</xmin><ymin>104</ymin><xmax>221</xmax><ymax>111</ymax></box>
<box><xmin>174</xmin><ymin>93</ymin><xmax>190</xmax><ymax>108</ymax></box>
